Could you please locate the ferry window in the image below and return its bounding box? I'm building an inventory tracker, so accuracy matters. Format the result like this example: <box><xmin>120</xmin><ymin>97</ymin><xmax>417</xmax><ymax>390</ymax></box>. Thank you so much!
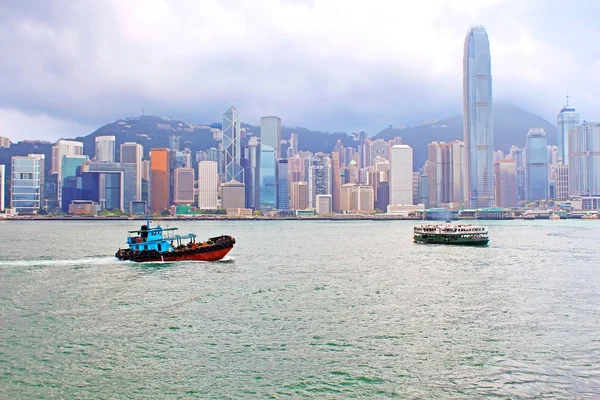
<box><xmin>144</xmin><ymin>245</ymin><xmax>148</xmax><ymax>250</ymax></box>
<box><xmin>158</xmin><ymin>244</ymin><xmax>162</xmax><ymax>251</ymax></box>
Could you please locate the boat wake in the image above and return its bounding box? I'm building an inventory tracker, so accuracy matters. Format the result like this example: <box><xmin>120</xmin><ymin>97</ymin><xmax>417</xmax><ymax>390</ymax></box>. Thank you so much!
<box><xmin>0</xmin><ymin>257</ymin><xmax>117</xmax><ymax>267</ymax></box>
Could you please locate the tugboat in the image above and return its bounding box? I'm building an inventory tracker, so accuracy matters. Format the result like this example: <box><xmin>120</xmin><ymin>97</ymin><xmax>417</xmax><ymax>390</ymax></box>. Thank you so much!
<box><xmin>413</xmin><ymin>222</ymin><xmax>489</xmax><ymax>246</ymax></box>
<box><xmin>115</xmin><ymin>218</ymin><xmax>235</xmax><ymax>262</ymax></box>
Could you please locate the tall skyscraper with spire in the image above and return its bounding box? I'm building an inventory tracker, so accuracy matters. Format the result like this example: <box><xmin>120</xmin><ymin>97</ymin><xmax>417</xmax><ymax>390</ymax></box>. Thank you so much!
<box><xmin>556</xmin><ymin>96</ymin><xmax>579</xmax><ymax>165</ymax></box>
<box><xmin>222</xmin><ymin>106</ymin><xmax>244</xmax><ymax>183</ymax></box>
<box><xmin>463</xmin><ymin>25</ymin><xmax>494</xmax><ymax>208</ymax></box>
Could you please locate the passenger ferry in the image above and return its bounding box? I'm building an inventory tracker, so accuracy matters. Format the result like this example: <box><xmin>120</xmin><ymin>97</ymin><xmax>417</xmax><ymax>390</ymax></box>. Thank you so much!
<box><xmin>115</xmin><ymin>218</ymin><xmax>235</xmax><ymax>262</ymax></box>
<box><xmin>414</xmin><ymin>222</ymin><xmax>489</xmax><ymax>246</ymax></box>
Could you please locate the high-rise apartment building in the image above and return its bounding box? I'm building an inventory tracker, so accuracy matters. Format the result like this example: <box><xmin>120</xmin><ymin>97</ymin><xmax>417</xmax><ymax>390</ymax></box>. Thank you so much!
<box><xmin>149</xmin><ymin>148</ymin><xmax>170</xmax><ymax>213</ymax></box>
<box><xmin>556</xmin><ymin>100</ymin><xmax>579</xmax><ymax>165</ymax></box>
<box><xmin>390</xmin><ymin>145</ymin><xmax>413</xmax><ymax>205</ymax></box>
<box><xmin>197</xmin><ymin>161</ymin><xmax>218</xmax><ymax>210</ymax></box>
<box><xmin>277</xmin><ymin>159</ymin><xmax>289</xmax><ymax>210</ymax></box>
<box><xmin>568</xmin><ymin>122</ymin><xmax>600</xmax><ymax>197</ymax></box>
<box><xmin>174</xmin><ymin>168</ymin><xmax>194</xmax><ymax>204</ymax></box>
<box><xmin>95</xmin><ymin>136</ymin><xmax>116</xmax><ymax>162</ymax></box>
<box><xmin>463</xmin><ymin>25</ymin><xmax>494</xmax><ymax>208</ymax></box>
<box><xmin>494</xmin><ymin>160</ymin><xmax>517</xmax><ymax>207</ymax></box>
<box><xmin>11</xmin><ymin>154</ymin><xmax>45</xmax><ymax>214</ymax></box>
<box><xmin>222</xmin><ymin>106</ymin><xmax>243</xmax><ymax>183</ymax></box>
<box><xmin>120</xmin><ymin>142</ymin><xmax>143</xmax><ymax>201</ymax></box>
<box><xmin>525</xmin><ymin>128</ymin><xmax>548</xmax><ymax>202</ymax></box>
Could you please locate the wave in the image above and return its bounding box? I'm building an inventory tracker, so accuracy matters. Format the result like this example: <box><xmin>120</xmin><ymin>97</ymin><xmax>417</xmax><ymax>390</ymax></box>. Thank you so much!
<box><xmin>0</xmin><ymin>256</ymin><xmax>117</xmax><ymax>267</ymax></box>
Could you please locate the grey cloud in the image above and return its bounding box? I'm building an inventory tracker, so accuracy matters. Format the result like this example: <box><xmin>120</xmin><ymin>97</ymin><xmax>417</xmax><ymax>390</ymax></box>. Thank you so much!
<box><xmin>0</xmin><ymin>0</ymin><xmax>599</xmax><ymax>141</ymax></box>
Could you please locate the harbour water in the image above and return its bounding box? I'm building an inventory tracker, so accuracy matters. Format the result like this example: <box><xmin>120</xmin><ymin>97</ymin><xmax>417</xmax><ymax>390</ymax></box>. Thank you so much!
<box><xmin>1</xmin><ymin>220</ymin><xmax>599</xmax><ymax>398</ymax></box>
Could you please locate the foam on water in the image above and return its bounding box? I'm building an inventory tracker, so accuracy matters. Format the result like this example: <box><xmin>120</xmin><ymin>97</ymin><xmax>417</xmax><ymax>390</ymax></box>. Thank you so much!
<box><xmin>0</xmin><ymin>256</ymin><xmax>117</xmax><ymax>267</ymax></box>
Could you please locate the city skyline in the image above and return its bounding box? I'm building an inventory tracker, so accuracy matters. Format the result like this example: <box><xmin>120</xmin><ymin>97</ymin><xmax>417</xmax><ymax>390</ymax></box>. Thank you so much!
<box><xmin>1</xmin><ymin>1</ymin><xmax>599</xmax><ymax>141</ymax></box>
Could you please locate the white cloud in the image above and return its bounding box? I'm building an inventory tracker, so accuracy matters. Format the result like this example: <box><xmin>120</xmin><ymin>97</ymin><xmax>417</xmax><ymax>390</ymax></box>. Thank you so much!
<box><xmin>0</xmin><ymin>109</ymin><xmax>95</xmax><ymax>142</ymax></box>
<box><xmin>0</xmin><ymin>0</ymin><xmax>599</xmax><ymax>139</ymax></box>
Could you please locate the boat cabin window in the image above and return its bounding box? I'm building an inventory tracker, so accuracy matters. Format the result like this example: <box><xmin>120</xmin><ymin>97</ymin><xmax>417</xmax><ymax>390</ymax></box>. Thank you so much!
<box><xmin>144</xmin><ymin>245</ymin><xmax>148</xmax><ymax>251</ymax></box>
<box><xmin>158</xmin><ymin>244</ymin><xmax>162</xmax><ymax>251</ymax></box>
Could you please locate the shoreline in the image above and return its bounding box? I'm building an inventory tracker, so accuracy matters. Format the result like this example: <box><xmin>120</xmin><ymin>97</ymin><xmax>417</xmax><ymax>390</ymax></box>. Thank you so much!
<box><xmin>0</xmin><ymin>216</ymin><xmax>585</xmax><ymax>221</ymax></box>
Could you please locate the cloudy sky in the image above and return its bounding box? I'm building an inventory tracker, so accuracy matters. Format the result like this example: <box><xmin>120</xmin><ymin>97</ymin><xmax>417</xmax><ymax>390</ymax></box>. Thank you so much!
<box><xmin>1</xmin><ymin>0</ymin><xmax>598</xmax><ymax>141</ymax></box>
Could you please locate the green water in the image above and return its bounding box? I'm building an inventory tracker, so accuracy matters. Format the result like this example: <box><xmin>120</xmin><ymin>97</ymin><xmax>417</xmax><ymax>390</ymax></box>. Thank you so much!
<box><xmin>1</xmin><ymin>220</ymin><xmax>599</xmax><ymax>398</ymax></box>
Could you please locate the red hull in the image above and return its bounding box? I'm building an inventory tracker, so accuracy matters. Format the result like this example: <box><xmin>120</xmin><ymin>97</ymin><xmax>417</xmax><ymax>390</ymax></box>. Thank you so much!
<box><xmin>153</xmin><ymin>246</ymin><xmax>233</xmax><ymax>262</ymax></box>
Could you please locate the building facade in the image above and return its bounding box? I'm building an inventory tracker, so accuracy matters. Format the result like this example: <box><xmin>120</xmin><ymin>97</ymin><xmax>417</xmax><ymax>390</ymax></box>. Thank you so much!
<box><xmin>258</xmin><ymin>116</ymin><xmax>281</xmax><ymax>211</ymax></box>
<box><xmin>120</xmin><ymin>142</ymin><xmax>143</xmax><ymax>202</ymax></box>
<box><xmin>569</xmin><ymin>122</ymin><xmax>600</xmax><ymax>197</ymax></box>
<box><xmin>463</xmin><ymin>25</ymin><xmax>494</xmax><ymax>208</ymax></box>
<box><xmin>389</xmin><ymin>145</ymin><xmax>413</xmax><ymax>205</ymax></box>
<box><xmin>556</xmin><ymin>102</ymin><xmax>580</xmax><ymax>165</ymax></box>
<box><xmin>221</xmin><ymin>181</ymin><xmax>245</xmax><ymax>209</ymax></box>
<box><xmin>174</xmin><ymin>168</ymin><xmax>195</xmax><ymax>204</ymax></box>
<box><xmin>316</xmin><ymin>194</ymin><xmax>332</xmax><ymax>214</ymax></box>
<box><xmin>11</xmin><ymin>154</ymin><xmax>45</xmax><ymax>214</ymax></box>
<box><xmin>290</xmin><ymin>181</ymin><xmax>308</xmax><ymax>210</ymax></box>
<box><xmin>494</xmin><ymin>160</ymin><xmax>517</xmax><ymax>207</ymax></box>
<box><xmin>525</xmin><ymin>128</ymin><xmax>549</xmax><ymax>202</ymax></box>
<box><xmin>243</xmin><ymin>137</ymin><xmax>260</xmax><ymax>209</ymax></box>
<box><xmin>198</xmin><ymin>161</ymin><xmax>218</xmax><ymax>210</ymax></box>
<box><xmin>223</xmin><ymin>106</ymin><xmax>244</xmax><ymax>183</ymax></box>
<box><xmin>95</xmin><ymin>136</ymin><xmax>116</xmax><ymax>162</ymax></box>
<box><xmin>277</xmin><ymin>159</ymin><xmax>289</xmax><ymax>210</ymax></box>
<box><xmin>308</xmin><ymin>153</ymin><xmax>332</xmax><ymax>208</ymax></box>
<box><xmin>149</xmin><ymin>148</ymin><xmax>170</xmax><ymax>213</ymax></box>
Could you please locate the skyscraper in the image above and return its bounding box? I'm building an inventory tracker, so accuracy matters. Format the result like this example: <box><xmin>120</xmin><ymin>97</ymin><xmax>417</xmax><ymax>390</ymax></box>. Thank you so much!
<box><xmin>390</xmin><ymin>145</ymin><xmax>413</xmax><ymax>206</ymax></box>
<box><xmin>197</xmin><ymin>161</ymin><xmax>218</xmax><ymax>210</ymax></box>
<box><xmin>525</xmin><ymin>128</ymin><xmax>549</xmax><ymax>202</ymax></box>
<box><xmin>120</xmin><ymin>142</ymin><xmax>143</xmax><ymax>201</ymax></box>
<box><xmin>277</xmin><ymin>159</ymin><xmax>290</xmax><ymax>210</ymax></box>
<box><xmin>95</xmin><ymin>136</ymin><xmax>116</xmax><ymax>162</ymax></box>
<box><xmin>331</xmin><ymin>152</ymin><xmax>342</xmax><ymax>212</ymax></box>
<box><xmin>222</xmin><ymin>106</ymin><xmax>243</xmax><ymax>183</ymax></box>
<box><xmin>149</xmin><ymin>149</ymin><xmax>170</xmax><ymax>213</ymax></box>
<box><xmin>243</xmin><ymin>137</ymin><xmax>260</xmax><ymax>209</ymax></box>
<box><xmin>568</xmin><ymin>122</ymin><xmax>600</xmax><ymax>198</ymax></box>
<box><xmin>259</xmin><ymin>116</ymin><xmax>281</xmax><ymax>211</ymax></box>
<box><xmin>463</xmin><ymin>25</ymin><xmax>494</xmax><ymax>208</ymax></box>
<box><xmin>427</xmin><ymin>141</ymin><xmax>464</xmax><ymax>207</ymax></box>
<box><xmin>556</xmin><ymin>99</ymin><xmax>579</xmax><ymax>165</ymax></box>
